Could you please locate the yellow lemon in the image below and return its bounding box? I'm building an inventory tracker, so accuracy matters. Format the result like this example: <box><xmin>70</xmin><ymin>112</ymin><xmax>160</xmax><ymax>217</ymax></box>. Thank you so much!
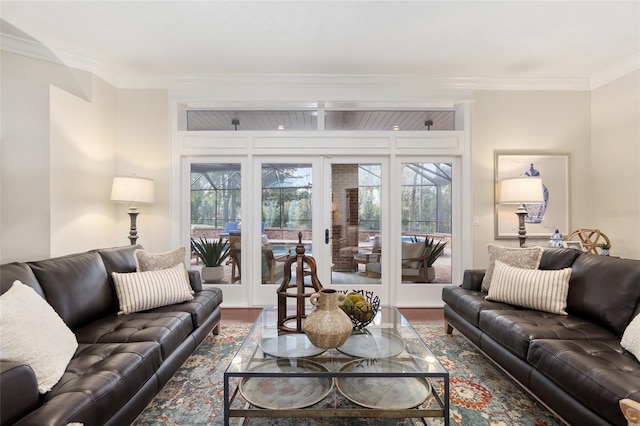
<box><xmin>352</xmin><ymin>300</ymin><xmax>374</xmax><ymax>322</ymax></box>
<box><xmin>347</xmin><ymin>292</ymin><xmax>365</xmax><ymax>305</ymax></box>
<box><xmin>340</xmin><ymin>297</ymin><xmax>354</xmax><ymax>316</ymax></box>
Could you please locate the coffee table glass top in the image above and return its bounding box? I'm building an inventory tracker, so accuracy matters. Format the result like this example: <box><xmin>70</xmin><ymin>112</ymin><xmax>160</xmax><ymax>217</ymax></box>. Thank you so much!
<box><xmin>225</xmin><ymin>306</ymin><xmax>448</xmax><ymax>414</ymax></box>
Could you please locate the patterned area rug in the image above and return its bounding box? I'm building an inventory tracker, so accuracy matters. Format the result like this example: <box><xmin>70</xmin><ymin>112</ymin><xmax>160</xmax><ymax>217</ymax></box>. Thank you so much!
<box><xmin>133</xmin><ymin>321</ymin><xmax>563</xmax><ymax>426</ymax></box>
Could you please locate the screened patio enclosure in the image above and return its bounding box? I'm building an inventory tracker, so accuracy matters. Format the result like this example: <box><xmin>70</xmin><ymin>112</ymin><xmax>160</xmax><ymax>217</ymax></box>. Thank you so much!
<box><xmin>190</xmin><ymin>161</ymin><xmax>452</xmax><ymax>286</ymax></box>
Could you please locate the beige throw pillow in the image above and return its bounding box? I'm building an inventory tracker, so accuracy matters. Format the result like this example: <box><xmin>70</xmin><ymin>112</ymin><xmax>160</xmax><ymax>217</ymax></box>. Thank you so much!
<box><xmin>481</xmin><ymin>244</ymin><xmax>543</xmax><ymax>291</ymax></box>
<box><xmin>112</xmin><ymin>262</ymin><xmax>194</xmax><ymax>315</ymax></box>
<box><xmin>0</xmin><ymin>280</ymin><xmax>78</xmax><ymax>393</ymax></box>
<box><xmin>402</xmin><ymin>242</ymin><xmax>426</xmax><ymax>269</ymax></box>
<box><xmin>486</xmin><ymin>260</ymin><xmax>571</xmax><ymax>315</ymax></box>
<box><xmin>134</xmin><ymin>246</ymin><xmax>186</xmax><ymax>272</ymax></box>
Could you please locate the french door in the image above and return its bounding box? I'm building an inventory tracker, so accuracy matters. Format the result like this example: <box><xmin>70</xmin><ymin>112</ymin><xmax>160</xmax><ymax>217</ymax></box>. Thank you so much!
<box><xmin>251</xmin><ymin>156</ymin><xmax>391</xmax><ymax>306</ymax></box>
<box><xmin>186</xmin><ymin>154</ymin><xmax>461</xmax><ymax>307</ymax></box>
<box><xmin>252</xmin><ymin>157</ymin><xmax>321</xmax><ymax>305</ymax></box>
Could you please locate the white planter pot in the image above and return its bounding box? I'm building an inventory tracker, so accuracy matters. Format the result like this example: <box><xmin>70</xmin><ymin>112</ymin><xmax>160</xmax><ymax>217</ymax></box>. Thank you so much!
<box><xmin>427</xmin><ymin>266</ymin><xmax>436</xmax><ymax>283</ymax></box>
<box><xmin>201</xmin><ymin>266</ymin><xmax>224</xmax><ymax>283</ymax></box>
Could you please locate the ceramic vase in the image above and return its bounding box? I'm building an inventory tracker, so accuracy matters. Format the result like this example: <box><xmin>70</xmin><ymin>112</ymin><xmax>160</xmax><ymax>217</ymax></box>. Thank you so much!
<box><xmin>548</xmin><ymin>229</ymin><xmax>564</xmax><ymax>248</ymax></box>
<box><xmin>303</xmin><ymin>289</ymin><xmax>353</xmax><ymax>349</ymax></box>
<box><xmin>524</xmin><ymin>163</ymin><xmax>549</xmax><ymax>224</ymax></box>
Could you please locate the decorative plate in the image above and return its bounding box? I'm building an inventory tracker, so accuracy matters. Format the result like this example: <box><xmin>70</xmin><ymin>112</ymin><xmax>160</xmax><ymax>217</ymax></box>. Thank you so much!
<box><xmin>337</xmin><ymin>329</ymin><xmax>405</xmax><ymax>359</ymax></box>
<box><xmin>239</xmin><ymin>359</ymin><xmax>333</xmax><ymax>410</ymax></box>
<box><xmin>336</xmin><ymin>359</ymin><xmax>431</xmax><ymax>410</ymax></box>
<box><xmin>259</xmin><ymin>334</ymin><xmax>325</xmax><ymax>358</ymax></box>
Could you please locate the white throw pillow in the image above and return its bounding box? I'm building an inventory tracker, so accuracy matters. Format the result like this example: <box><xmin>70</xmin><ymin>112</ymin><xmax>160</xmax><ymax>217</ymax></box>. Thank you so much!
<box><xmin>486</xmin><ymin>260</ymin><xmax>571</xmax><ymax>315</ymax></box>
<box><xmin>622</xmin><ymin>314</ymin><xmax>640</xmax><ymax>362</ymax></box>
<box><xmin>0</xmin><ymin>280</ymin><xmax>78</xmax><ymax>393</ymax></box>
<box><xmin>481</xmin><ymin>244</ymin><xmax>543</xmax><ymax>291</ymax></box>
<box><xmin>134</xmin><ymin>246</ymin><xmax>186</xmax><ymax>272</ymax></box>
<box><xmin>112</xmin><ymin>262</ymin><xmax>194</xmax><ymax>315</ymax></box>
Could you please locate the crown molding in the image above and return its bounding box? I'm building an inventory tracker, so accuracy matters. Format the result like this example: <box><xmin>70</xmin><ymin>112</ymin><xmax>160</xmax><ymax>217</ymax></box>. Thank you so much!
<box><xmin>2</xmin><ymin>31</ymin><xmax>629</xmax><ymax>93</ymax></box>
<box><xmin>130</xmin><ymin>74</ymin><xmax>592</xmax><ymax>93</ymax></box>
<box><xmin>590</xmin><ymin>53</ymin><xmax>640</xmax><ymax>89</ymax></box>
<box><xmin>1</xmin><ymin>33</ymin><xmax>97</xmax><ymax>72</ymax></box>
<box><xmin>0</xmin><ymin>32</ymin><xmax>120</xmax><ymax>86</ymax></box>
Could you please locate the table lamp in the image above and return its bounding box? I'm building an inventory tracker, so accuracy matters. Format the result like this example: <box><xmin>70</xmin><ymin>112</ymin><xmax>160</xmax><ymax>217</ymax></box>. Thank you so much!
<box><xmin>111</xmin><ymin>176</ymin><xmax>154</xmax><ymax>245</ymax></box>
<box><xmin>499</xmin><ymin>176</ymin><xmax>544</xmax><ymax>247</ymax></box>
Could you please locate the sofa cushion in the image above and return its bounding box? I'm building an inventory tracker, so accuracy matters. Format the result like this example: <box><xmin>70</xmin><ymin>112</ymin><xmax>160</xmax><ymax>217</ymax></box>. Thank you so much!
<box><xmin>94</xmin><ymin>245</ymin><xmax>141</xmax><ymax>276</ymax></box>
<box><xmin>134</xmin><ymin>246</ymin><xmax>186</xmax><ymax>272</ymax></box>
<box><xmin>151</xmin><ymin>287</ymin><xmax>223</xmax><ymax>328</ymax></box>
<box><xmin>0</xmin><ymin>281</ymin><xmax>78</xmax><ymax>393</ymax></box>
<box><xmin>528</xmin><ymin>339</ymin><xmax>640</xmax><ymax>426</ymax></box>
<box><xmin>442</xmin><ymin>286</ymin><xmax>518</xmax><ymax>327</ymax></box>
<box><xmin>19</xmin><ymin>342</ymin><xmax>162</xmax><ymax>426</ymax></box>
<box><xmin>486</xmin><ymin>260</ymin><xmax>571</xmax><ymax>315</ymax></box>
<box><xmin>481</xmin><ymin>244</ymin><xmax>543</xmax><ymax>291</ymax></box>
<box><xmin>567</xmin><ymin>254</ymin><xmax>640</xmax><ymax>336</ymax></box>
<box><xmin>28</xmin><ymin>251</ymin><xmax>113</xmax><ymax>330</ymax></box>
<box><xmin>539</xmin><ymin>247</ymin><xmax>582</xmax><ymax>270</ymax></box>
<box><xmin>0</xmin><ymin>262</ymin><xmax>44</xmax><ymax>297</ymax></box>
<box><xmin>74</xmin><ymin>311</ymin><xmax>193</xmax><ymax>360</ymax></box>
<box><xmin>112</xmin><ymin>263</ymin><xmax>194</xmax><ymax>315</ymax></box>
<box><xmin>479</xmin><ymin>309</ymin><xmax>618</xmax><ymax>359</ymax></box>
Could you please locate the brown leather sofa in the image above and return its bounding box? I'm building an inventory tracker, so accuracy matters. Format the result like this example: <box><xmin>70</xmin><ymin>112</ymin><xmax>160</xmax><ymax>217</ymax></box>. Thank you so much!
<box><xmin>443</xmin><ymin>248</ymin><xmax>640</xmax><ymax>425</ymax></box>
<box><xmin>0</xmin><ymin>245</ymin><xmax>223</xmax><ymax>426</ymax></box>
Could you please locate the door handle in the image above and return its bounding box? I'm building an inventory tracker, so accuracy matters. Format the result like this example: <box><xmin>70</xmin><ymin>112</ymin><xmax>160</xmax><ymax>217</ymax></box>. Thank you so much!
<box><xmin>325</xmin><ymin>229</ymin><xmax>330</xmax><ymax>244</ymax></box>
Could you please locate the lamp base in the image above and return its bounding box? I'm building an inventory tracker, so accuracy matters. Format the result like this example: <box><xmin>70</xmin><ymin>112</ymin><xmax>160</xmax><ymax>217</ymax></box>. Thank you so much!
<box><xmin>515</xmin><ymin>204</ymin><xmax>528</xmax><ymax>248</ymax></box>
<box><xmin>127</xmin><ymin>208</ymin><xmax>139</xmax><ymax>245</ymax></box>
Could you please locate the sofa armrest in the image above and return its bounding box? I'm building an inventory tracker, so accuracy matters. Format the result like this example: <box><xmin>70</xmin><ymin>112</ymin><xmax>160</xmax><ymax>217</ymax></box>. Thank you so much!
<box><xmin>461</xmin><ymin>269</ymin><xmax>486</xmax><ymax>291</ymax></box>
<box><xmin>188</xmin><ymin>269</ymin><xmax>203</xmax><ymax>292</ymax></box>
<box><xmin>1</xmin><ymin>362</ymin><xmax>40</xmax><ymax>425</ymax></box>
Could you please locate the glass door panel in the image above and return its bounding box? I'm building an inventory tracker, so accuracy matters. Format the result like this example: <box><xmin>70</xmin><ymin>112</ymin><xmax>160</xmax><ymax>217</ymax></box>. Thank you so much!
<box><xmin>400</xmin><ymin>162</ymin><xmax>452</xmax><ymax>285</ymax></box>
<box><xmin>261</xmin><ymin>163</ymin><xmax>313</xmax><ymax>285</ymax></box>
<box><xmin>330</xmin><ymin>163</ymin><xmax>382</xmax><ymax>286</ymax></box>
<box><xmin>189</xmin><ymin>162</ymin><xmax>241</xmax><ymax>284</ymax></box>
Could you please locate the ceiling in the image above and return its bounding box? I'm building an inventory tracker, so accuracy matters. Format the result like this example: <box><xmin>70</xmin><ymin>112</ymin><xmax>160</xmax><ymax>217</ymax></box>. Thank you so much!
<box><xmin>186</xmin><ymin>109</ymin><xmax>455</xmax><ymax>131</ymax></box>
<box><xmin>1</xmin><ymin>1</ymin><xmax>639</xmax><ymax>89</ymax></box>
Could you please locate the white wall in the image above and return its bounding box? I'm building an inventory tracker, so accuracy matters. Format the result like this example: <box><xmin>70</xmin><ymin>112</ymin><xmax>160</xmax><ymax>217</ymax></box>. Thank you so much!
<box><xmin>2</xmin><ymin>48</ymin><xmax>638</xmax><ymax>265</ymax></box>
<box><xmin>591</xmin><ymin>70</ymin><xmax>640</xmax><ymax>259</ymax></box>
<box><xmin>471</xmin><ymin>90</ymin><xmax>593</xmax><ymax>267</ymax></box>
<box><xmin>50</xmin><ymin>79</ymin><xmax>118</xmax><ymax>256</ymax></box>
<box><xmin>1</xmin><ymin>52</ymin><xmax>170</xmax><ymax>263</ymax></box>
<box><xmin>115</xmin><ymin>89</ymin><xmax>170</xmax><ymax>251</ymax></box>
<box><xmin>1</xmin><ymin>52</ymin><xmax>94</xmax><ymax>262</ymax></box>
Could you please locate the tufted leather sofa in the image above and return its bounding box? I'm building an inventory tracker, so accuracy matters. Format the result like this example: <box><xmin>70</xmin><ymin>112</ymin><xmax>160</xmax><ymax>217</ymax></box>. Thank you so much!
<box><xmin>0</xmin><ymin>245</ymin><xmax>223</xmax><ymax>426</ymax></box>
<box><xmin>443</xmin><ymin>248</ymin><xmax>640</xmax><ymax>426</ymax></box>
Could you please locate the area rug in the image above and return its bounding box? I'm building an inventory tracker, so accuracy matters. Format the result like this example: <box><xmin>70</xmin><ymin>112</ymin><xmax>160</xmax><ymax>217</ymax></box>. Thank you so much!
<box><xmin>132</xmin><ymin>321</ymin><xmax>563</xmax><ymax>426</ymax></box>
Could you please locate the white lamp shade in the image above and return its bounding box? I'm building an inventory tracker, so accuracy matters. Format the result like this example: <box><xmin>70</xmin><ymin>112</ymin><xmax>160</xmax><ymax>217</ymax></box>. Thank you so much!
<box><xmin>111</xmin><ymin>176</ymin><xmax>155</xmax><ymax>204</ymax></box>
<box><xmin>499</xmin><ymin>176</ymin><xmax>544</xmax><ymax>204</ymax></box>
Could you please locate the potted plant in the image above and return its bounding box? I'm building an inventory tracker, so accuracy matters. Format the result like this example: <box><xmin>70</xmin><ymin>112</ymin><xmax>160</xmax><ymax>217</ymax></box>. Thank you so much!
<box><xmin>191</xmin><ymin>236</ymin><xmax>230</xmax><ymax>282</ymax></box>
<box><xmin>599</xmin><ymin>242</ymin><xmax>611</xmax><ymax>256</ymax></box>
<box><xmin>412</xmin><ymin>236</ymin><xmax>448</xmax><ymax>282</ymax></box>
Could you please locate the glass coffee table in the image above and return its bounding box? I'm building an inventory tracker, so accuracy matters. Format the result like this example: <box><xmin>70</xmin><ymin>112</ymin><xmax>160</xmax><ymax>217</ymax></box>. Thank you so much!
<box><xmin>224</xmin><ymin>306</ymin><xmax>449</xmax><ymax>425</ymax></box>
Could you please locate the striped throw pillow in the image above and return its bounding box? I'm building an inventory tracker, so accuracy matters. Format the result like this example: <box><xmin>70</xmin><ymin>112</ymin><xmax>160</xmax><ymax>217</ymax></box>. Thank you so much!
<box><xmin>112</xmin><ymin>262</ymin><xmax>194</xmax><ymax>315</ymax></box>
<box><xmin>486</xmin><ymin>260</ymin><xmax>571</xmax><ymax>315</ymax></box>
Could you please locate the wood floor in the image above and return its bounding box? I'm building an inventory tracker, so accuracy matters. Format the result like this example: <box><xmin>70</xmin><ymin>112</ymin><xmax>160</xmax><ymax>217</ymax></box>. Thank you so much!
<box><xmin>222</xmin><ymin>307</ymin><xmax>444</xmax><ymax>324</ymax></box>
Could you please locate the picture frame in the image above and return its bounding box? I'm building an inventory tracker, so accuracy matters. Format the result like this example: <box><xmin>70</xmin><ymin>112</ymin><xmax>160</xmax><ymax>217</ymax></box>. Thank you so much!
<box><xmin>562</xmin><ymin>241</ymin><xmax>584</xmax><ymax>251</ymax></box>
<box><xmin>495</xmin><ymin>152</ymin><xmax>570</xmax><ymax>239</ymax></box>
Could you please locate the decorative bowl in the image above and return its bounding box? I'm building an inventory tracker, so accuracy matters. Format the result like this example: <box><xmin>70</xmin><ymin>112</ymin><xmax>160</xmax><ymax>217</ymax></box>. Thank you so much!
<box><xmin>340</xmin><ymin>290</ymin><xmax>380</xmax><ymax>329</ymax></box>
